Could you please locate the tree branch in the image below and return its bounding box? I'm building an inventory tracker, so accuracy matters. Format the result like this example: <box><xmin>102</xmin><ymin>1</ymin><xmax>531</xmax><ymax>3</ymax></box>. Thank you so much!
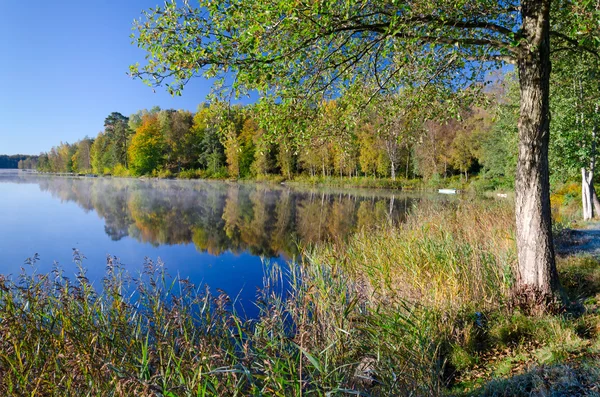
<box><xmin>550</xmin><ymin>31</ymin><xmax>600</xmax><ymax>59</ymax></box>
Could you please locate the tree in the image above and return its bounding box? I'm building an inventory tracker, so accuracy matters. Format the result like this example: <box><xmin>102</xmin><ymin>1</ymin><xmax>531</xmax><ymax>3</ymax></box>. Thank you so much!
<box><xmin>212</xmin><ymin>105</ymin><xmax>246</xmax><ymax>178</ymax></box>
<box><xmin>0</xmin><ymin>155</ymin><xmax>31</xmax><ymax>169</ymax></box>
<box><xmin>104</xmin><ymin>112</ymin><xmax>132</xmax><ymax>168</ymax></box>
<box><xmin>224</xmin><ymin>130</ymin><xmax>241</xmax><ymax>178</ymax></box>
<box><xmin>238</xmin><ymin>117</ymin><xmax>258</xmax><ymax>178</ymax></box>
<box><xmin>415</xmin><ymin>119</ymin><xmax>457</xmax><ymax>180</ymax></box>
<box><xmin>192</xmin><ymin>103</ymin><xmax>226</xmax><ymax>175</ymax></box>
<box><xmin>128</xmin><ymin>114</ymin><xmax>165</xmax><ymax>175</ymax></box>
<box><xmin>37</xmin><ymin>153</ymin><xmax>50</xmax><ymax>172</ymax></box>
<box><xmin>449</xmin><ymin>129</ymin><xmax>477</xmax><ymax>181</ymax></box>
<box><xmin>90</xmin><ymin>133</ymin><xmax>111</xmax><ymax>174</ymax></box>
<box><xmin>445</xmin><ymin>107</ymin><xmax>491</xmax><ymax>182</ymax></box>
<box><xmin>158</xmin><ymin>109</ymin><xmax>195</xmax><ymax>171</ymax></box>
<box><xmin>365</xmin><ymin>94</ymin><xmax>425</xmax><ymax>181</ymax></box>
<box><xmin>72</xmin><ymin>137</ymin><xmax>94</xmax><ymax>173</ymax></box>
<box><xmin>550</xmin><ymin>52</ymin><xmax>600</xmax><ymax>220</ymax></box>
<box><xmin>48</xmin><ymin>142</ymin><xmax>75</xmax><ymax>173</ymax></box>
<box><xmin>129</xmin><ymin>106</ymin><xmax>161</xmax><ymax>131</ymax></box>
<box><xmin>171</xmin><ymin>110</ymin><xmax>196</xmax><ymax>170</ymax></box>
<box><xmin>131</xmin><ymin>0</ymin><xmax>600</xmax><ymax>308</ymax></box>
<box><xmin>479</xmin><ymin>76</ymin><xmax>519</xmax><ymax>187</ymax></box>
<box><xmin>357</xmin><ymin>128</ymin><xmax>378</xmax><ymax>177</ymax></box>
<box><xmin>18</xmin><ymin>157</ymin><xmax>38</xmax><ymax>170</ymax></box>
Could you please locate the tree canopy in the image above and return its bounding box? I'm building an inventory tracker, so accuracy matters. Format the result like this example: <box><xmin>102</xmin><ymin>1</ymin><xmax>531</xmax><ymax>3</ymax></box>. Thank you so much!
<box><xmin>131</xmin><ymin>1</ymin><xmax>597</xmax><ymax>101</ymax></box>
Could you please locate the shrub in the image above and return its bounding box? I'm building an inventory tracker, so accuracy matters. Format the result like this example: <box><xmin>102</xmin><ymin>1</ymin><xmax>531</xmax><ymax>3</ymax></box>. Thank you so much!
<box><xmin>111</xmin><ymin>164</ymin><xmax>130</xmax><ymax>177</ymax></box>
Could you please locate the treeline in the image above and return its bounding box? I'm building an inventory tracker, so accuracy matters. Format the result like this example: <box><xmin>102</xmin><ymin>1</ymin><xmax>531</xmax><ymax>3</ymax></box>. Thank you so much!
<box><xmin>18</xmin><ymin>157</ymin><xmax>38</xmax><ymax>170</ymax></box>
<box><xmin>0</xmin><ymin>155</ymin><xmax>35</xmax><ymax>169</ymax></box>
<box><xmin>29</xmin><ymin>85</ymin><xmax>518</xmax><ymax>188</ymax></box>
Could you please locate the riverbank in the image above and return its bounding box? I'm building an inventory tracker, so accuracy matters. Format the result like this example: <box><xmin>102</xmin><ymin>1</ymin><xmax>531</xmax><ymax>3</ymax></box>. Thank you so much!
<box><xmin>1</xmin><ymin>199</ymin><xmax>598</xmax><ymax>395</ymax></box>
<box><xmin>24</xmin><ymin>168</ymin><xmax>515</xmax><ymax>196</ymax></box>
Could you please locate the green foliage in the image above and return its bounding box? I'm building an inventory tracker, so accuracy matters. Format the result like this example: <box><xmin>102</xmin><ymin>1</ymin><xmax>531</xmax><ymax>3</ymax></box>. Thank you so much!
<box><xmin>71</xmin><ymin>137</ymin><xmax>93</xmax><ymax>173</ymax></box>
<box><xmin>111</xmin><ymin>163</ymin><xmax>130</xmax><ymax>177</ymax></box>
<box><xmin>91</xmin><ymin>133</ymin><xmax>111</xmax><ymax>174</ymax></box>
<box><xmin>177</xmin><ymin>168</ymin><xmax>202</xmax><ymax>179</ymax></box>
<box><xmin>29</xmin><ymin>64</ymin><xmax>597</xmax><ymax>195</ymax></box>
<box><xmin>17</xmin><ymin>156</ymin><xmax>38</xmax><ymax>170</ymax></box>
<box><xmin>129</xmin><ymin>1</ymin><xmax>523</xmax><ymax>105</ymax></box>
<box><xmin>33</xmin><ymin>70</ymin><xmax>526</xmax><ymax>188</ymax></box>
<box><xmin>478</xmin><ymin>76</ymin><xmax>519</xmax><ymax>188</ymax></box>
<box><xmin>128</xmin><ymin>114</ymin><xmax>165</xmax><ymax>176</ymax></box>
<box><xmin>0</xmin><ymin>154</ymin><xmax>32</xmax><ymax>169</ymax></box>
<box><xmin>549</xmin><ymin>52</ymin><xmax>600</xmax><ymax>184</ymax></box>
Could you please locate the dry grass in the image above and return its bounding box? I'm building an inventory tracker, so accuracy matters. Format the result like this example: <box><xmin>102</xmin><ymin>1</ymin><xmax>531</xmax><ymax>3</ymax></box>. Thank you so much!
<box><xmin>308</xmin><ymin>199</ymin><xmax>516</xmax><ymax>311</ymax></box>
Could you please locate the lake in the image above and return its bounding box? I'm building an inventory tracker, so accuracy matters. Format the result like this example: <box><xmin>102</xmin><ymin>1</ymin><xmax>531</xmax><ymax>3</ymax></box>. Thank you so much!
<box><xmin>0</xmin><ymin>169</ymin><xmax>421</xmax><ymax>315</ymax></box>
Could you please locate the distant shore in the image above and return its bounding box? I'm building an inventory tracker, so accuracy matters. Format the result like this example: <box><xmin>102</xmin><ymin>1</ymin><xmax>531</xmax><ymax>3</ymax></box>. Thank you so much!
<box><xmin>16</xmin><ymin>169</ymin><xmax>518</xmax><ymax>196</ymax></box>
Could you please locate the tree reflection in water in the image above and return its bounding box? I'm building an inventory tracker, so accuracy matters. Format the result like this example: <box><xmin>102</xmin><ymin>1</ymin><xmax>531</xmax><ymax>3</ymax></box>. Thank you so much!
<box><xmin>11</xmin><ymin>174</ymin><xmax>416</xmax><ymax>259</ymax></box>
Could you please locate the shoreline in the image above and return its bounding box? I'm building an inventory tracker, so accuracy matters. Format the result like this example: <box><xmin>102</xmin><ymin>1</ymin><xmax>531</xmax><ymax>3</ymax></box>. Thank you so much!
<box><xmin>16</xmin><ymin>169</ymin><xmax>517</xmax><ymax>196</ymax></box>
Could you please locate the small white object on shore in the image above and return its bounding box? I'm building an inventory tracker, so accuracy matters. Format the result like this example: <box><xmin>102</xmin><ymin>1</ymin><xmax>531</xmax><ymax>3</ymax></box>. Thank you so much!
<box><xmin>438</xmin><ymin>188</ymin><xmax>457</xmax><ymax>195</ymax></box>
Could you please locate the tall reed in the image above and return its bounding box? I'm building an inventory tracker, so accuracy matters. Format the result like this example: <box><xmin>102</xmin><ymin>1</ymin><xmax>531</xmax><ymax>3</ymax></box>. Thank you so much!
<box><xmin>0</xmin><ymin>199</ymin><xmax>520</xmax><ymax>396</ymax></box>
<box><xmin>308</xmin><ymin>199</ymin><xmax>516</xmax><ymax>311</ymax></box>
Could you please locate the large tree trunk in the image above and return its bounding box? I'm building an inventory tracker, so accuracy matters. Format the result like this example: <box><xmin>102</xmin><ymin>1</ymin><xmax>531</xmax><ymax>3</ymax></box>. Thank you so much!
<box><xmin>514</xmin><ymin>0</ymin><xmax>560</xmax><ymax>309</ymax></box>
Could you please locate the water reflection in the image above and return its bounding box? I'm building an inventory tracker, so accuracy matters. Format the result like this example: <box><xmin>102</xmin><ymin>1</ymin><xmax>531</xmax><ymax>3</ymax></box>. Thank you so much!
<box><xmin>4</xmin><ymin>172</ymin><xmax>415</xmax><ymax>259</ymax></box>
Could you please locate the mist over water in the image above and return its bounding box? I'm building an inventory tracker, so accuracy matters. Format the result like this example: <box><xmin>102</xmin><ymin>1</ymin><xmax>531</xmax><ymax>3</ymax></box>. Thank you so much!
<box><xmin>0</xmin><ymin>169</ymin><xmax>421</xmax><ymax>314</ymax></box>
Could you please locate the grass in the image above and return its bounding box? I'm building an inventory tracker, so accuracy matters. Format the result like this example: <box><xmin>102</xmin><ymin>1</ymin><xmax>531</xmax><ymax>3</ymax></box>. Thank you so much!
<box><xmin>307</xmin><ymin>199</ymin><xmax>516</xmax><ymax>311</ymax></box>
<box><xmin>1</xmin><ymin>199</ymin><xmax>600</xmax><ymax>396</ymax></box>
<box><xmin>286</xmin><ymin>175</ymin><xmax>424</xmax><ymax>190</ymax></box>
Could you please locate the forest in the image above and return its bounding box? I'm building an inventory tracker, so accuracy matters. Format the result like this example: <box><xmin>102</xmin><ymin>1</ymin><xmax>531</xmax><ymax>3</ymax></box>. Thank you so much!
<box><xmin>0</xmin><ymin>154</ymin><xmax>34</xmax><ymax>169</ymax></box>
<box><xmin>25</xmin><ymin>63</ymin><xmax>598</xmax><ymax>199</ymax></box>
<box><xmin>25</xmin><ymin>81</ymin><xmax>505</xmax><ymax>187</ymax></box>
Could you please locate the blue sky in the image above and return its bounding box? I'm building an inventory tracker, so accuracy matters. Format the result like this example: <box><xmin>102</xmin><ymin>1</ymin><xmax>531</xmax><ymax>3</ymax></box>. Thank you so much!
<box><xmin>0</xmin><ymin>1</ymin><xmax>214</xmax><ymax>155</ymax></box>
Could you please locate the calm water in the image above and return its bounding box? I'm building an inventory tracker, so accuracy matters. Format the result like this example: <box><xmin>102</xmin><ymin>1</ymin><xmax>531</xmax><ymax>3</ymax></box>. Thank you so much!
<box><xmin>0</xmin><ymin>169</ymin><xmax>419</xmax><ymax>313</ymax></box>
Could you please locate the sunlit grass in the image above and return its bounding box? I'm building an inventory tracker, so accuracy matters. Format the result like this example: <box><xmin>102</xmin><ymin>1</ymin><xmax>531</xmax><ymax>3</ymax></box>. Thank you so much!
<box><xmin>308</xmin><ymin>199</ymin><xmax>516</xmax><ymax>311</ymax></box>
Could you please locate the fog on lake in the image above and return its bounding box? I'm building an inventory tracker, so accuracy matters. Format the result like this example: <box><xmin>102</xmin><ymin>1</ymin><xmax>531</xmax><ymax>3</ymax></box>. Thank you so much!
<box><xmin>0</xmin><ymin>169</ymin><xmax>425</xmax><ymax>312</ymax></box>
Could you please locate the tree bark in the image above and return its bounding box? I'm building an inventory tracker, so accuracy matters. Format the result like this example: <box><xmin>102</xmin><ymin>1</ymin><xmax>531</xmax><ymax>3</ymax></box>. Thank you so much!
<box><xmin>582</xmin><ymin>168</ymin><xmax>593</xmax><ymax>220</ymax></box>
<box><xmin>582</xmin><ymin>123</ymin><xmax>599</xmax><ymax>219</ymax></box>
<box><xmin>591</xmin><ymin>124</ymin><xmax>600</xmax><ymax>218</ymax></box>
<box><xmin>405</xmin><ymin>148</ymin><xmax>410</xmax><ymax>180</ymax></box>
<box><xmin>514</xmin><ymin>0</ymin><xmax>561</xmax><ymax>309</ymax></box>
<box><xmin>592</xmin><ymin>186</ymin><xmax>600</xmax><ymax>217</ymax></box>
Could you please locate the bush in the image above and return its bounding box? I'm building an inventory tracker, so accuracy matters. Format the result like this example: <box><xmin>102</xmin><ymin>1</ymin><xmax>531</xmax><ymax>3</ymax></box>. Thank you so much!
<box><xmin>151</xmin><ymin>168</ymin><xmax>174</xmax><ymax>179</ymax></box>
<box><xmin>197</xmin><ymin>166</ymin><xmax>229</xmax><ymax>180</ymax></box>
<box><xmin>178</xmin><ymin>168</ymin><xmax>202</xmax><ymax>179</ymax></box>
<box><xmin>111</xmin><ymin>164</ymin><xmax>130</xmax><ymax>177</ymax></box>
<box><xmin>469</xmin><ymin>177</ymin><xmax>498</xmax><ymax>195</ymax></box>
<box><xmin>289</xmin><ymin>174</ymin><xmax>422</xmax><ymax>190</ymax></box>
<box><xmin>551</xmin><ymin>181</ymin><xmax>582</xmax><ymax>224</ymax></box>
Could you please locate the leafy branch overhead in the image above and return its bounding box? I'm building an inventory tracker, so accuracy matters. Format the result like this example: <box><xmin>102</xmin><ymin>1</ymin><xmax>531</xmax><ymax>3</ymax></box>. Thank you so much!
<box><xmin>130</xmin><ymin>0</ymin><xmax>599</xmax><ymax>100</ymax></box>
